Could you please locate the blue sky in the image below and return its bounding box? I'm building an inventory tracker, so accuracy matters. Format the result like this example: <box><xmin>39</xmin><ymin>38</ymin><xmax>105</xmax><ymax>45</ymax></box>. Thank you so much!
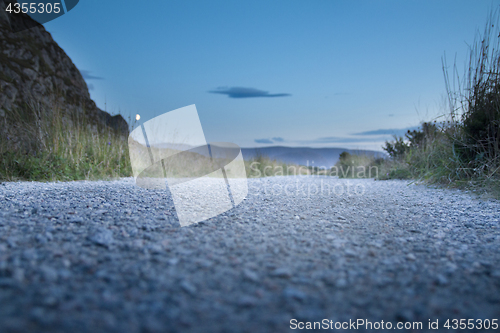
<box><xmin>41</xmin><ymin>0</ymin><xmax>497</xmax><ymax>151</ymax></box>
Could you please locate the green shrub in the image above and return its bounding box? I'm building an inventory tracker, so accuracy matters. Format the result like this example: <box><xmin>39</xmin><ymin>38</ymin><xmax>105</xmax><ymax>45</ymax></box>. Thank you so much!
<box><xmin>383</xmin><ymin>122</ymin><xmax>440</xmax><ymax>160</ymax></box>
<box><xmin>380</xmin><ymin>122</ymin><xmax>470</xmax><ymax>183</ymax></box>
<box><xmin>383</xmin><ymin>136</ymin><xmax>409</xmax><ymax>159</ymax></box>
<box><xmin>332</xmin><ymin>151</ymin><xmax>382</xmax><ymax>178</ymax></box>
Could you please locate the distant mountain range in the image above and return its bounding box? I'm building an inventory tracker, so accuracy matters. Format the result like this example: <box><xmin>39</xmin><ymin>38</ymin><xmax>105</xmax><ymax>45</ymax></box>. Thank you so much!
<box><xmin>149</xmin><ymin>143</ymin><xmax>386</xmax><ymax>168</ymax></box>
<box><xmin>241</xmin><ymin>146</ymin><xmax>386</xmax><ymax>168</ymax></box>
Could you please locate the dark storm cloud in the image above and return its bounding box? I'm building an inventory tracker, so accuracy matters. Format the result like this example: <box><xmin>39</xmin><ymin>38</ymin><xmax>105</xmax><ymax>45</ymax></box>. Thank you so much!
<box><xmin>209</xmin><ymin>87</ymin><xmax>291</xmax><ymax>98</ymax></box>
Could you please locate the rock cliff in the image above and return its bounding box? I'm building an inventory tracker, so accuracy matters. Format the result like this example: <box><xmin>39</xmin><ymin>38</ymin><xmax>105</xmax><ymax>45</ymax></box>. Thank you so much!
<box><xmin>0</xmin><ymin>0</ymin><xmax>128</xmax><ymax>141</ymax></box>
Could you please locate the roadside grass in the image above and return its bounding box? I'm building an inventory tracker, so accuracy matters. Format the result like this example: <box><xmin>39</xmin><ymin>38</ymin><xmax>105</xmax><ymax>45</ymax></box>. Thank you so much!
<box><xmin>377</xmin><ymin>9</ymin><xmax>500</xmax><ymax>198</ymax></box>
<box><xmin>0</xmin><ymin>100</ymin><xmax>132</xmax><ymax>181</ymax></box>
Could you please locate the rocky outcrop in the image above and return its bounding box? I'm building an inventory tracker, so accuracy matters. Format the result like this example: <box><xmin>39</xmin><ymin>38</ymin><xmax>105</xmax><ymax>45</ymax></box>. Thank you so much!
<box><xmin>0</xmin><ymin>0</ymin><xmax>128</xmax><ymax>137</ymax></box>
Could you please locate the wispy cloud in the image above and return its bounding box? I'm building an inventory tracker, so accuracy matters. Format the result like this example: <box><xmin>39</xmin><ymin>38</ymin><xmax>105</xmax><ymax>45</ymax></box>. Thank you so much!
<box><xmin>255</xmin><ymin>126</ymin><xmax>424</xmax><ymax>146</ymax></box>
<box><xmin>255</xmin><ymin>137</ymin><xmax>286</xmax><ymax>144</ymax></box>
<box><xmin>209</xmin><ymin>87</ymin><xmax>290</xmax><ymax>98</ymax></box>
<box><xmin>294</xmin><ymin>125</ymin><xmax>423</xmax><ymax>146</ymax></box>
<box><xmin>255</xmin><ymin>138</ymin><xmax>274</xmax><ymax>144</ymax></box>
<box><xmin>80</xmin><ymin>70</ymin><xmax>104</xmax><ymax>80</ymax></box>
<box><xmin>303</xmin><ymin>137</ymin><xmax>390</xmax><ymax>144</ymax></box>
<box><xmin>352</xmin><ymin>126</ymin><xmax>419</xmax><ymax>137</ymax></box>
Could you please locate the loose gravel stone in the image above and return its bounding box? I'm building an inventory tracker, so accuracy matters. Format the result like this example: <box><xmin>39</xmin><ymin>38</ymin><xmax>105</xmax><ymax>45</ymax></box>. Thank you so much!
<box><xmin>89</xmin><ymin>229</ymin><xmax>114</xmax><ymax>248</ymax></box>
<box><xmin>180</xmin><ymin>280</ymin><xmax>197</xmax><ymax>295</ymax></box>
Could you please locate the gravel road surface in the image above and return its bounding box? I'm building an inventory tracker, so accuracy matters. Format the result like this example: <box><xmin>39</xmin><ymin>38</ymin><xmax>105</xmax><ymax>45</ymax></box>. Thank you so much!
<box><xmin>0</xmin><ymin>177</ymin><xmax>499</xmax><ymax>332</ymax></box>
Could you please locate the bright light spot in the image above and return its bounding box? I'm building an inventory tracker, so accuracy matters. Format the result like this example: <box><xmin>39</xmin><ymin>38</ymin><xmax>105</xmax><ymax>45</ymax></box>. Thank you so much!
<box><xmin>136</xmin><ymin>114</ymin><xmax>140</xmax><ymax>121</ymax></box>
